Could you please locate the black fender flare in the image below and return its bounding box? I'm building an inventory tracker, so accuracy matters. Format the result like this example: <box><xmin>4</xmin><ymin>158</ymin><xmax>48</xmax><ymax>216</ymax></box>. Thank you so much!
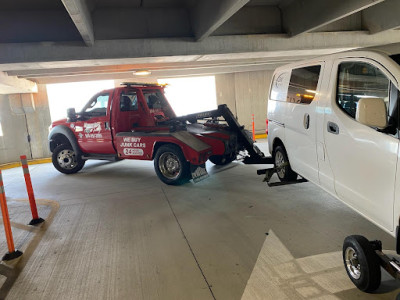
<box><xmin>48</xmin><ymin>125</ymin><xmax>82</xmax><ymax>155</ymax></box>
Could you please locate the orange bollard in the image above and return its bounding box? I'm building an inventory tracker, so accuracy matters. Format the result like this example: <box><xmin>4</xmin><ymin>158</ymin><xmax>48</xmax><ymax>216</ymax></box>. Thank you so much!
<box><xmin>252</xmin><ymin>114</ymin><xmax>256</xmax><ymax>141</ymax></box>
<box><xmin>0</xmin><ymin>171</ymin><xmax>22</xmax><ymax>260</ymax></box>
<box><xmin>20</xmin><ymin>155</ymin><xmax>44</xmax><ymax>225</ymax></box>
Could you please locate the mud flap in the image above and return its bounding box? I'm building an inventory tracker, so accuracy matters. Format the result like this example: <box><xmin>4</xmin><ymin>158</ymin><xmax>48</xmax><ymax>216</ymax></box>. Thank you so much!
<box><xmin>190</xmin><ymin>163</ymin><xmax>209</xmax><ymax>183</ymax></box>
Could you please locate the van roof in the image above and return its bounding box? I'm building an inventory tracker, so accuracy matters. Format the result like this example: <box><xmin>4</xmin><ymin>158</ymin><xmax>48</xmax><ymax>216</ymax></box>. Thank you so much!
<box><xmin>273</xmin><ymin>49</ymin><xmax>399</xmax><ymax>73</ymax></box>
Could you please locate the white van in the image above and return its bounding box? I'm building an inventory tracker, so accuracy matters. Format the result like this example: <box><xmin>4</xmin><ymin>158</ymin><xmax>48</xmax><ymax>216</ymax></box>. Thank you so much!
<box><xmin>267</xmin><ymin>50</ymin><xmax>400</xmax><ymax>292</ymax></box>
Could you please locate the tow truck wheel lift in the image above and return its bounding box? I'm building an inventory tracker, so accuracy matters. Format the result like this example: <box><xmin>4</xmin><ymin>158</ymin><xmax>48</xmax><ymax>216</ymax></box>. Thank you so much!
<box><xmin>175</xmin><ymin>104</ymin><xmax>273</xmax><ymax>166</ymax></box>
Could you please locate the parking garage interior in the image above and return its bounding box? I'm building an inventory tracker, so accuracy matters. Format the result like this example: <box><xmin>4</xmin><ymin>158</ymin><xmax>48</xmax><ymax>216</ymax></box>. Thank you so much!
<box><xmin>1</xmin><ymin>0</ymin><xmax>400</xmax><ymax>299</ymax></box>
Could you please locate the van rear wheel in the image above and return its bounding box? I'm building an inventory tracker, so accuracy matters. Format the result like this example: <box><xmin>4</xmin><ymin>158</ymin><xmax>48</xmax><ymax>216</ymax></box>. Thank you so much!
<box><xmin>274</xmin><ymin>146</ymin><xmax>297</xmax><ymax>182</ymax></box>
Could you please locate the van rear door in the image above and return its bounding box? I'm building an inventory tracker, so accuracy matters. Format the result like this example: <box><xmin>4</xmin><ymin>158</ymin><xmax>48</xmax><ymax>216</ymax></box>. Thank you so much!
<box><xmin>324</xmin><ymin>59</ymin><xmax>398</xmax><ymax>232</ymax></box>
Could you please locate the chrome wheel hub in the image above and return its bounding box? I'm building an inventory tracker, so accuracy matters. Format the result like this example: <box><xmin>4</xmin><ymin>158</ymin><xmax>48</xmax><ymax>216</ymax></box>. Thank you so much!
<box><xmin>345</xmin><ymin>247</ymin><xmax>361</xmax><ymax>279</ymax></box>
<box><xmin>57</xmin><ymin>149</ymin><xmax>78</xmax><ymax>170</ymax></box>
<box><xmin>159</xmin><ymin>152</ymin><xmax>181</xmax><ymax>180</ymax></box>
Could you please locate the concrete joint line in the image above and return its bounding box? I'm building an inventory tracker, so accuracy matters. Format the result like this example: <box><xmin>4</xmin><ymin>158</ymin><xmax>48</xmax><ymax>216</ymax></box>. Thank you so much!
<box><xmin>161</xmin><ymin>187</ymin><xmax>217</xmax><ymax>300</ymax></box>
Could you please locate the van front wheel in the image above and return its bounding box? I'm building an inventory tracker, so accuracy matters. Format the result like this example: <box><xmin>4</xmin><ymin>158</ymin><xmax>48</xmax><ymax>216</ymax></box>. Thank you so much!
<box><xmin>274</xmin><ymin>146</ymin><xmax>297</xmax><ymax>182</ymax></box>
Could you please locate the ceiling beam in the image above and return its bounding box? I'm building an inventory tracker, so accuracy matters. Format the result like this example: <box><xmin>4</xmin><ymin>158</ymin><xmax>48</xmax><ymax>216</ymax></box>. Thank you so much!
<box><xmin>0</xmin><ymin>72</ymin><xmax>37</xmax><ymax>95</ymax></box>
<box><xmin>282</xmin><ymin>0</ymin><xmax>384</xmax><ymax>36</ymax></box>
<box><xmin>61</xmin><ymin>0</ymin><xmax>94</xmax><ymax>46</ymax></box>
<box><xmin>363</xmin><ymin>0</ymin><xmax>400</xmax><ymax>34</ymax></box>
<box><xmin>191</xmin><ymin>0</ymin><xmax>250</xmax><ymax>41</ymax></box>
<box><xmin>0</xmin><ymin>31</ymin><xmax>399</xmax><ymax>71</ymax></box>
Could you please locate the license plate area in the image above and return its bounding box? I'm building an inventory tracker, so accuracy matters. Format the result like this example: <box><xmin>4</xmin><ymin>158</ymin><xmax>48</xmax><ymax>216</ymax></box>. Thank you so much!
<box><xmin>190</xmin><ymin>163</ymin><xmax>209</xmax><ymax>183</ymax></box>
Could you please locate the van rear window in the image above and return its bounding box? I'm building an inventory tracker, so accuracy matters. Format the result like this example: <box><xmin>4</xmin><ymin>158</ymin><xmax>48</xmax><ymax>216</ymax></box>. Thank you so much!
<box><xmin>287</xmin><ymin>66</ymin><xmax>321</xmax><ymax>104</ymax></box>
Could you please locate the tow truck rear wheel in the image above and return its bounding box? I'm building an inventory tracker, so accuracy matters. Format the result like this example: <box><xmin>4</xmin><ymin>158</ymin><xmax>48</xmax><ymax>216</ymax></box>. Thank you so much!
<box><xmin>52</xmin><ymin>144</ymin><xmax>85</xmax><ymax>174</ymax></box>
<box><xmin>154</xmin><ymin>144</ymin><xmax>190</xmax><ymax>185</ymax></box>
<box><xmin>209</xmin><ymin>153</ymin><xmax>236</xmax><ymax>166</ymax></box>
<box><xmin>273</xmin><ymin>146</ymin><xmax>297</xmax><ymax>181</ymax></box>
<box><xmin>343</xmin><ymin>235</ymin><xmax>381</xmax><ymax>292</ymax></box>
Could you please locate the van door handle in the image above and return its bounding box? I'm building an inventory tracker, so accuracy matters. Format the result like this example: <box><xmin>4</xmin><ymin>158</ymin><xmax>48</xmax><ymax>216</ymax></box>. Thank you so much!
<box><xmin>327</xmin><ymin>122</ymin><xmax>339</xmax><ymax>134</ymax></box>
<box><xmin>303</xmin><ymin>113</ymin><xmax>310</xmax><ymax>129</ymax></box>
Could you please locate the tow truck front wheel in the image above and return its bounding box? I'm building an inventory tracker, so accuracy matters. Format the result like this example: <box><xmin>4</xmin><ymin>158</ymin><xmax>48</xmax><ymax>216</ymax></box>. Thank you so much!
<box><xmin>343</xmin><ymin>235</ymin><xmax>381</xmax><ymax>292</ymax></box>
<box><xmin>52</xmin><ymin>144</ymin><xmax>85</xmax><ymax>174</ymax></box>
<box><xmin>154</xmin><ymin>144</ymin><xmax>190</xmax><ymax>185</ymax></box>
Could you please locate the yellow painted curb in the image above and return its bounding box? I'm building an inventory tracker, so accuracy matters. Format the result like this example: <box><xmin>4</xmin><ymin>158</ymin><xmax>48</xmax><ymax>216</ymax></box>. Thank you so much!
<box><xmin>0</xmin><ymin>158</ymin><xmax>51</xmax><ymax>170</ymax></box>
<box><xmin>255</xmin><ymin>133</ymin><xmax>267</xmax><ymax>139</ymax></box>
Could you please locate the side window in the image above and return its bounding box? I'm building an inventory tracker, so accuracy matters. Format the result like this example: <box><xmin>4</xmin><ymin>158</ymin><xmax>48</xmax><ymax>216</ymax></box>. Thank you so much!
<box><xmin>337</xmin><ymin>62</ymin><xmax>390</xmax><ymax>119</ymax></box>
<box><xmin>270</xmin><ymin>72</ymin><xmax>290</xmax><ymax>101</ymax></box>
<box><xmin>120</xmin><ymin>91</ymin><xmax>138</xmax><ymax>111</ymax></box>
<box><xmin>286</xmin><ymin>66</ymin><xmax>321</xmax><ymax>104</ymax></box>
<box><xmin>83</xmin><ymin>93</ymin><xmax>109</xmax><ymax>116</ymax></box>
<box><xmin>143</xmin><ymin>89</ymin><xmax>166</xmax><ymax>110</ymax></box>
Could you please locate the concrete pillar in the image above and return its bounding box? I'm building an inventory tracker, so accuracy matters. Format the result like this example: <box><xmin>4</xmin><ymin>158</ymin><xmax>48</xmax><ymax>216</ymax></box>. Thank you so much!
<box><xmin>215</xmin><ymin>73</ymin><xmax>237</xmax><ymax>116</ymax></box>
<box><xmin>0</xmin><ymin>95</ymin><xmax>31</xmax><ymax>163</ymax></box>
<box><xmin>26</xmin><ymin>84</ymin><xmax>52</xmax><ymax>159</ymax></box>
<box><xmin>0</xmin><ymin>84</ymin><xmax>51</xmax><ymax>164</ymax></box>
<box><xmin>215</xmin><ymin>70</ymin><xmax>273</xmax><ymax>133</ymax></box>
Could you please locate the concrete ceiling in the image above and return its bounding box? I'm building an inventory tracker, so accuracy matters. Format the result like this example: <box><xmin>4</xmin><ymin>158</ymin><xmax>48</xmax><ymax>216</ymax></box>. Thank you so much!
<box><xmin>2</xmin><ymin>0</ymin><xmax>400</xmax><ymax>89</ymax></box>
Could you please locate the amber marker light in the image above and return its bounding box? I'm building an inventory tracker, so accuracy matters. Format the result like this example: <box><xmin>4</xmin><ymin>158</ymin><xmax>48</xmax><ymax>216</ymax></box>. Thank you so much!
<box><xmin>133</xmin><ymin>70</ymin><xmax>152</xmax><ymax>76</ymax></box>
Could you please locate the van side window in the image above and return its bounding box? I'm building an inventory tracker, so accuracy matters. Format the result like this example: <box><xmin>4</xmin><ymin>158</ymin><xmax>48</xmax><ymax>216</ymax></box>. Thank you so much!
<box><xmin>286</xmin><ymin>66</ymin><xmax>321</xmax><ymax>104</ymax></box>
<box><xmin>270</xmin><ymin>72</ymin><xmax>290</xmax><ymax>101</ymax></box>
<box><xmin>336</xmin><ymin>62</ymin><xmax>390</xmax><ymax>119</ymax></box>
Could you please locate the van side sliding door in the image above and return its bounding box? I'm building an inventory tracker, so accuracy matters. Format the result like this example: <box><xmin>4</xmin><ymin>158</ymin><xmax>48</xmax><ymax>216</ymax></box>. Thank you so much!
<box><xmin>324</xmin><ymin>59</ymin><xmax>398</xmax><ymax>232</ymax></box>
<box><xmin>284</xmin><ymin>64</ymin><xmax>324</xmax><ymax>184</ymax></box>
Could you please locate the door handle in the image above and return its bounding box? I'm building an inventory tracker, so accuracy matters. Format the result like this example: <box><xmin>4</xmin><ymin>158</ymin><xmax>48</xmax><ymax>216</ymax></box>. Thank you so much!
<box><xmin>303</xmin><ymin>113</ymin><xmax>310</xmax><ymax>129</ymax></box>
<box><xmin>327</xmin><ymin>121</ymin><xmax>339</xmax><ymax>134</ymax></box>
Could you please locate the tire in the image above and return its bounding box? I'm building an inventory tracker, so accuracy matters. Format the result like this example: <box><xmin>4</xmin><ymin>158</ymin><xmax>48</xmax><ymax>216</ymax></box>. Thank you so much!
<box><xmin>52</xmin><ymin>144</ymin><xmax>85</xmax><ymax>174</ymax></box>
<box><xmin>209</xmin><ymin>153</ymin><xmax>236</xmax><ymax>166</ymax></box>
<box><xmin>343</xmin><ymin>235</ymin><xmax>381</xmax><ymax>292</ymax></box>
<box><xmin>154</xmin><ymin>144</ymin><xmax>191</xmax><ymax>185</ymax></box>
<box><xmin>273</xmin><ymin>145</ymin><xmax>297</xmax><ymax>182</ymax></box>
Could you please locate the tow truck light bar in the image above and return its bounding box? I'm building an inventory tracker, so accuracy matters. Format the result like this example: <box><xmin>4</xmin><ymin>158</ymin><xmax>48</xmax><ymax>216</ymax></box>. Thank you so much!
<box><xmin>120</xmin><ymin>82</ymin><xmax>168</xmax><ymax>88</ymax></box>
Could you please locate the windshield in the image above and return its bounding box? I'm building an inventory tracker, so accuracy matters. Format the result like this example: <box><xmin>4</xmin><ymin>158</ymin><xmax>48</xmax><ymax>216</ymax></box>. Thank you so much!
<box><xmin>81</xmin><ymin>93</ymin><xmax>109</xmax><ymax>116</ymax></box>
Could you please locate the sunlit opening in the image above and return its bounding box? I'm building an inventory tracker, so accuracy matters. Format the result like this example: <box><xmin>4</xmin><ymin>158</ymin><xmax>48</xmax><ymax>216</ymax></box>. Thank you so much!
<box><xmin>0</xmin><ymin>121</ymin><xmax>3</xmax><ymax>136</ymax></box>
<box><xmin>46</xmin><ymin>80</ymin><xmax>114</xmax><ymax>121</ymax></box>
<box><xmin>158</xmin><ymin>76</ymin><xmax>217</xmax><ymax>116</ymax></box>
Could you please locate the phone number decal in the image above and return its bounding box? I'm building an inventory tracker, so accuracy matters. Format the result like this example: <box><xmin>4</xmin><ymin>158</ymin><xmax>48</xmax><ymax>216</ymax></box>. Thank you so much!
<box><xmin>123</xmin><ymin>148</ymin><xmax>144</xmax><ymax>156</ymax></box>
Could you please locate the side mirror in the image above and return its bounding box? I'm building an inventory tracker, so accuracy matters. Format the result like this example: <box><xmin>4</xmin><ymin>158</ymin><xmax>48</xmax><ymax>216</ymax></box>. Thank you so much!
<box><xmin>67</xmin><ymin>108</ymin><xmax>77</xmax><ymax>122</ymax></box>
<box><xmin>356</xmin><ymin>98</ymin><xmax>387</xmax><ymax>129</ymax></box>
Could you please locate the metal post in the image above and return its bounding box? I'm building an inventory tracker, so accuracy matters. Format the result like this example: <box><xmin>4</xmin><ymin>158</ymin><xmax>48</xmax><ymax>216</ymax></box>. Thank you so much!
<box><xmin>252</xmin><ymin>114</ymin><xmax>255</xmax><ymax>141</ymax></box>
<box><xmin>20</xmin><ymin>155</ymin><xmax>44</xmax><ymax>225</ymax></box>
<box><xmin>0</xmin><ymin>171</ymin><xmax>22</xmax><ymax>260</ymax></box>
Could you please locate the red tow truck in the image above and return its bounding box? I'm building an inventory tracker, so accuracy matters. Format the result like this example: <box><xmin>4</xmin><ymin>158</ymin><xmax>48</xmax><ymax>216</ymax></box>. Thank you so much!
<box><xmin>49</xmin><ymin>82</ymin><xmax>271</xmax><ymax>185</ymax></box>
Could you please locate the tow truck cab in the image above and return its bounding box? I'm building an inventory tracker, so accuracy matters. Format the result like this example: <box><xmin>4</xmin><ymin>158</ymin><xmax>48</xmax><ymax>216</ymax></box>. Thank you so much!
<box><xmin>49</xmin><ymin>83</ymin><xmax>248</xmax><ymax>184</ymax></box>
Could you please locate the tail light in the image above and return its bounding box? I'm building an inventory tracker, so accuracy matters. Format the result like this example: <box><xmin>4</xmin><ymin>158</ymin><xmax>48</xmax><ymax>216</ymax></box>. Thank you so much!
<box><xmin>266</xmin><ymin>119</ymin><xmax>269</xmax><ymax>135</ymax></box>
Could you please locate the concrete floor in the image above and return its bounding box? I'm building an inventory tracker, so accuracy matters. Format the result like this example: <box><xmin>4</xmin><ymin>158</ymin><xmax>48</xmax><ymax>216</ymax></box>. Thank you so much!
<box><xmin>0</xmin><ymin>143</ymin><xmax>399</xmax><ymax>299</ymax></box>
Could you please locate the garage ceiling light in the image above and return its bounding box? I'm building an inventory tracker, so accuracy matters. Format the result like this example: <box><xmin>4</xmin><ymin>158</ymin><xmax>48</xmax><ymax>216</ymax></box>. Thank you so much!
<box><xmin>133</xmin><ymin>70</ymin><xmax>152</xmax><ymax>76</ymax></box>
